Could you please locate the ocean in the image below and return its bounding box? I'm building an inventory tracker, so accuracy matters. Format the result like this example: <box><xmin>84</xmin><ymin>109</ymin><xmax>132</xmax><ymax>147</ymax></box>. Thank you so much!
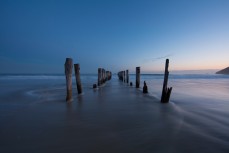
<box><xmin>1</xmin><ymin>73</ymin><xmax>229</xmax><ymax>101</ymax></box>
<box><xmin>0</xmin><ymin>73</ymin><xmax>229</xmax><ymax>152</ymax></box>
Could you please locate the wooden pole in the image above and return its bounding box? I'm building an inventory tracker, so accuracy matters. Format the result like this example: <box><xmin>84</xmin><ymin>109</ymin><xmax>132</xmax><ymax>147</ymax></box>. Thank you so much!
<box><xmin>123</xmin><ymin>70</ymin><xmax>126</xmax><ymax>83</ymax></box>
<box><xmin>126</xmin><ymin>70</ymin><xmax>129</xmax><ymax>84</ymax></box>
<box><xmin>102</xmin><ymin>69</ymin><xmax>104</xmax><ymax>84</ymax></box>
<box><xmin>101</xmin><ymin>69</ymin><xmax>103</xmax><ymax>84</ymax></box>
<box><xmin>161</xmin><ymin>59</ymin><xmax>169</xmax><ymax>102</ymax></box>
<box><xmin>106</xmin><ymin>71</ymin><xmax>108</xmax><ymax>81</ymax></box>
<box><xmin>110</xmin><ymin>71</ymin><xmax>112</xmax><ymax>80</ymax></box>
<box><xmin>104</xmin><ymin>69</ymin><xmax>106</xmax><ymax>83</ymax></box>
<box><xmin>103</xmin><ymin>69</ymin><xmax>106</xmax><ymax>83</ymax></box>
<box><xmin>118</xmin><ymin>71</ymin><xmax>123</xmax><ymax>81</ymax></box>
<box><xmin>143</xmin><ymin>81</ymin><xmax>148</xmax><ymax>93</ymax></box>
<box><xmin>98</xmin><ymin>68</ymin><xmax>102</xmax><ymax>86</ymax></box>
<box><xmin>136</xmin><ymin>67</ymin><xmax>140</xmax><ymax>88</ymax></box>
<box><xmin>65</xmin><ymin>58</ymin><xmax>73</xmax><ymax>102</ymax></box>
<box><xmin>161</xmin><ymin>59</ymin><xmax>172</xmax><ymax>103</ymax></box>
<box><xmin>122</xmin><ymin>71</ymin><xmax>124</xmax><ymax>82</ymax></box>
<box><xmin>74</xmin><ymin>64</ymin><xmax>82</xmax><ymax>94</ymax></box>
<box><xmin>118</xmin><ymin>71</ymin><xmax>124</xmax><ymax>81</ymax></box>
<box><xmin>103</xmin><ymin>69</ymin><xmax>104</xmax><ymax>83</ymax></box>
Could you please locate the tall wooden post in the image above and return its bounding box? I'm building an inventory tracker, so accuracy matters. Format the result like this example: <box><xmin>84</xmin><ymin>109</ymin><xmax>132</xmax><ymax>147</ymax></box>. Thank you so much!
<box><xmin>98</xmin><ymin>68</ymin><xmax>102</xmax><ymax>86</ymax></box>
<box><xmin>103</xmin><ymin>69</ymin><xmax>105</xmax><ymax>83</ymax></box>
<box><xmin>123</xmin><ymin>70</ymin><xmax>126</xmax><ymax>83</ymax></box>
<box><xmin>136</xmin><ymin>67</ymin><xmax>140</xmax><ymax>88</ymax></box>
<box><xmin>118</xmin><ymin>71</ymin><xmax>123</xmax><ymax>81</ymax></box>
<box><xmin>101</xmin><ymin>69</ymin><xmax>103</xmax><ymax>84</ymax></box>
<box><xmin>104</xmin><ymin>69</ymin><xmax>106</xmax><ymax>83</ymax></box>
<box><xmin>102</xmin><ymin>69</ymin><xmax>106</xmax><ymax>84</ymax></box>
<box><xmin>161</xmin><ymin>59</ymin><xmax>172</xmax><ymax>103</ymax></box>
<box><xmin>109</xmin><ymin>71</ymin><xmax>112</xmax><ymax>80</ymax></box>
<box><xmin>122</xmin><ymin>71</ymin><xmax>124</xmax><ymax>82</ymax></box>
<box><xmin>107</xmin><ymin>71</ymin><xmax>108</xmax><ymax>81</ymax></box>
<box><xmin>143</xmin><ymin>81</ymin><xmax>148</xmax><ymax>93</ymax></box>
<box><xmin>74</xmin><ymin>64</ymin><xmax>82</xmax><ymax>94</ymax></box>
<box><xmin>65</xmin><ymin>58</ymin><xmax>73</xmax><ymax>102</ymax></box>
<box><xmin>126</xmin><ymin>70</ymin><xmax>129</xmax><ymax>84</ymax></box>
<box><xmin>102</xmin><ymin>69</ymin><xmax>104</xmax><ymax>84</ymax></box>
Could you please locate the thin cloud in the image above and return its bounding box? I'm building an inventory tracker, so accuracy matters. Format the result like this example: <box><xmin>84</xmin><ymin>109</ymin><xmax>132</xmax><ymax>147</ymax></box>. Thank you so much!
<box><xmin>143</xmin><ymin>54</ymin><xmax>174</xmax><ymax>63</ymax></box>
<box><xmin>151</xmin><ymin>54</ymin><xmax>173</xmax><ymax>62</ymax></box>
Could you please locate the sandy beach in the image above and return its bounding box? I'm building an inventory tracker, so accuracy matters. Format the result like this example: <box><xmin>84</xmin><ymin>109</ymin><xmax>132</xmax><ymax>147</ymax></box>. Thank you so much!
<box><xmin>0</xmin><ymin>75</ymin><xmax>229</xmax><ymax>153</ymax></box>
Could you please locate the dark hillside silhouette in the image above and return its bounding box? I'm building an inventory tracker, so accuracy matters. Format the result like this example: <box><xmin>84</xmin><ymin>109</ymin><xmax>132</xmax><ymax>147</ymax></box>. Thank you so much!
<box><xmin>216</xmin><ymin>67</ymin><xmax>229</xmax><ymax>74</ymax></box>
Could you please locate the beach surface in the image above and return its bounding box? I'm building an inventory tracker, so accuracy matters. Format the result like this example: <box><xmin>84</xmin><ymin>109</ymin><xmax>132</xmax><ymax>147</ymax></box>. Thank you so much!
<box><xmin>0</xmin><ymin>75</ymin><xmax>229</xmax><ymax>153</ymax></box>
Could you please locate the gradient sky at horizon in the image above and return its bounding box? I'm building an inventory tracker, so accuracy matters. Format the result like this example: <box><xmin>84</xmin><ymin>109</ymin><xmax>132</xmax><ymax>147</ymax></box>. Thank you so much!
<box><xmin>0</xmin><ymin>0</ymin><xmax>229</xmax><ymax>74</ymax></box>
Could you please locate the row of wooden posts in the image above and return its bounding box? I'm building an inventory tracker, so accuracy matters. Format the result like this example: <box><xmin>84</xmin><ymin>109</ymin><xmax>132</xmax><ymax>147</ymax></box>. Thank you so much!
<box><xmin>64</xmin><ymin>58</ymin><xmax>112</xmax><ymax>102</ymax></box>
<box><xmin>97</xmin><ymin>68</ymin><xmax>112</xmax><ymax>86</ymax></box>
<box><xmin>117</xmin><ymin>59</ymin><xmax>172</xmax><ymax>103</ymax></box>
<box><xmin>118</xmin><ymin>68</ymin><xmax>139</xmax><ymax>88</ymax></box>
<box><xmin>65</xmin><ymin>58</ymin><xmax>81</xmax><ymax>102</ymax></box>
<box><xmin>117</xmin><ymin>70</ymin><xmax>129</xmax><ymax>84</ymax></box>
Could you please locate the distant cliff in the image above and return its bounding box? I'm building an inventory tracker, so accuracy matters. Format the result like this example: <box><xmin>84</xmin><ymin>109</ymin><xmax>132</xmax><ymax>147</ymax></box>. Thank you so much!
<box><xmin>216</xmin><ymin>67</ymin><xmax>229</xmax><ymax>75</ymax></box>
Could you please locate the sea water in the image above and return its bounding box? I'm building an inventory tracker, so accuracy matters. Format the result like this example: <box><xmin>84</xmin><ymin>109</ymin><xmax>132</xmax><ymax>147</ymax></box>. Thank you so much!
<box><xmin>1</xmin><ymin>73</ymin><xmax>229</xmax><ymax>101</ymax></box>
<box><xmin>0</xmin><ymin>73</ymin><xmax>229</xmax><ymax>152</ymax></box>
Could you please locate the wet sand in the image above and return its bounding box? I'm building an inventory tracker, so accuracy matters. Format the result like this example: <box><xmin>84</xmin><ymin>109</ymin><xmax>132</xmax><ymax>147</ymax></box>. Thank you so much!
<box><xmin>0</xmin><ymin>78</ymin><xmax>229</xmax><ymax>153</ymax></box>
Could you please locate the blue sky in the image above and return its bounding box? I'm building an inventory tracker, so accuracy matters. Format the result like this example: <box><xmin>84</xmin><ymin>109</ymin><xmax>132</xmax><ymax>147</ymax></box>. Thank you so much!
<box><xmin>0</xmin><ymin>0</ymin><xmax>229</xmax><ymax>74</ymax></box>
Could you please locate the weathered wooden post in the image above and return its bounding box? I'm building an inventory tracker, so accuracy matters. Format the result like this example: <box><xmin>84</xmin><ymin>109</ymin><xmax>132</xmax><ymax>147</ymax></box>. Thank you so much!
<box><xmin>143</xmin><ymin>81</ymin><xmax>148</xmax><ymax>93</ymax></box>
<box><xmin>126</xmin><ymin>70</ymin><xmax>129</xmax><ymax>84</ymax></box>
<box><xmin>101</xmin><ymin>69</ymin><xmax>104</xmax><ymax>84</ymax></box>
<box><xmin>136</xmin><ymin>67</ymin><xmax>140</xmax><ymax>88</ymax></box>
<box><xmin>106</xmin><ymin>71</ymin><xmax>109</xmax><ymax>81</ymax></box>
<box><xmin>105</xmin><ymin>70</ymin><xmax>108</xmax><ymax>81</ymax></box>
<box><xmin>104</xmin><ymin>69</ymin><xmax>106</xmax><ymax>83</ymax></box>
<box><xmin>98</xmin><ymin>68</ymin><xmax>102</xmax><ymax>86</ymax></box>
<box><xmin>101</xmin><ymin>69</ymin><xmax>103</xmax><ymax>84</ymax></box>
<box><xmin>123</xmin><ymin>70</ymin><xmax>126</xmax><ymax>83</ymax></box>
<box><xmin>161</xmin><ymin>59</ymin><xmax>172</xmax><ymax>103</ymax></box>
<box><xmin>65</xmin><ymin>58</ymin><xmax>73</xmax><ymax>102</ymax></box>
<box><xmin>118</xmin><ymin>71</ymin><xmax>124</xmax><ymax>81</ymax></box>
<box><xmin>118</xmin><ymin>71</ymin><xmax>123</xmax><ymax>81</ymax></box>
<box><xmin>118</xmin><ymin>71</ymin><xmax>120</xmax><ymax>80</ymax></box>
<box><xmin>104</xmin><ymin>69</ymin><xmax>106</xmax><ymax>82</ymax></box>
<box><xmin>103</xmin><ymin>69</ymin><xmax>105</xmax><ymax>83</ymax></box>
<box><xmin>122</xmin><ymin>71</ymin><xmax>124</xmax><ymax>82</ymax></box>
<box><xmin>74</xmin><ymin>64</ymin><xmax>82</xmax><ymax>94</ymax></box>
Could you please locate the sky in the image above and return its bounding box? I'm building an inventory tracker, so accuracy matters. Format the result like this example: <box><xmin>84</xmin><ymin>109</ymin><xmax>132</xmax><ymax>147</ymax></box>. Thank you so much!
<box><xmin>0</xmin><ymin>0</ymin><xmax>229</xmax><ymax>74</ymax></box>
